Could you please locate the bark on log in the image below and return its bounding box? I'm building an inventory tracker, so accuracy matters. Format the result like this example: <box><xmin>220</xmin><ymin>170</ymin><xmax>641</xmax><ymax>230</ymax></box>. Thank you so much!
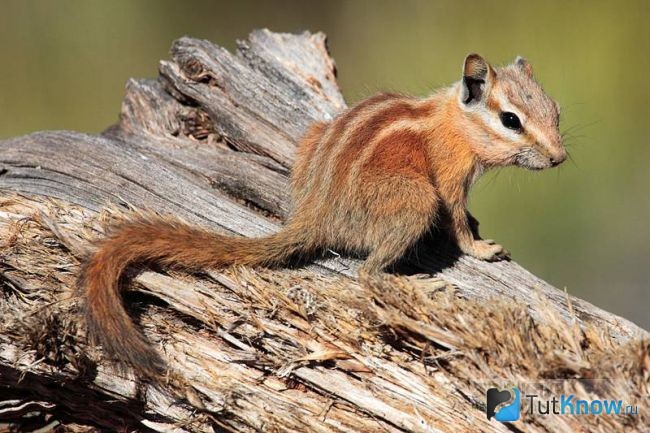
<box><xmin>0</xmin><ymin>30</ymin><xmax>647</xmax><ymax>432</ymax></box>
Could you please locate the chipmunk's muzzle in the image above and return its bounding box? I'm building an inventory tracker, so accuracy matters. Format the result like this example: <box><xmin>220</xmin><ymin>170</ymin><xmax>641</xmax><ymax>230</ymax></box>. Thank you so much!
<box><xmin>549</xmin><ymin>147</ymin><xmax>567</xmax><ymax>167</ymax></box>
<box><xmin>515</xmin><ymin>144</ymin><xmax>567</xmax><ymax>170</ymax></box>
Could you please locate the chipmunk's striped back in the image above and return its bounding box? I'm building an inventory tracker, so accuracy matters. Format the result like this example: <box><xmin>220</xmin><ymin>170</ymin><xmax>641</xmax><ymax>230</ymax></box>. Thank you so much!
<box><xmin>293</xmin><ymin>93</ymin><xmax>432</xmax><ymax>204</ymax></box>
<box><xmin>80</xmin><ymin>53</ymin><xmax>567</xmax><ymax>379</ymax></box>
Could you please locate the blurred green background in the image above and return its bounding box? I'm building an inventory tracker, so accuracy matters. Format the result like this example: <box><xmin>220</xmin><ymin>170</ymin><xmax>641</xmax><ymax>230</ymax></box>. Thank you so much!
<box><xmin>1</xmin><ymin>0</ymin><xmax>648</xmax><ymax>328</ymax></box>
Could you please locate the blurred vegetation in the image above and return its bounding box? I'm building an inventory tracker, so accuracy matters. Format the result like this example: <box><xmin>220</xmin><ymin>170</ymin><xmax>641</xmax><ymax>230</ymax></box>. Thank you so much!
<box><xmin>1</xmin><ymin>0</ymin><xmax>648</xmax><ymax>328</ymax></box>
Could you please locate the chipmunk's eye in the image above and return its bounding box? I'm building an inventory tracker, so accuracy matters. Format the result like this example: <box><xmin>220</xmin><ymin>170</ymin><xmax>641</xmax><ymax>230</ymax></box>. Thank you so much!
<box><xmin>500</xmin><ymin>112</ymin><xmax>522</xmax><ymax>131</ymax></box>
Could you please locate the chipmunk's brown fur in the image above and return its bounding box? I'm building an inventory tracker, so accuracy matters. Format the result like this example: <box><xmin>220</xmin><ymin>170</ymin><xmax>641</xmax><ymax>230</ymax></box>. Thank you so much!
<box><xmin>81</xmin><ymin>54</ymin><xmax>566</xmax><ymax>378</ymax></box>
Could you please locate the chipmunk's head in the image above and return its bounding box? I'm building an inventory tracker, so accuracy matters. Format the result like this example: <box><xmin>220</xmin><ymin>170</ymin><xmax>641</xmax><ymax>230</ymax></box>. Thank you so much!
<box><xmin>458</xmin><ymin>53</ymin><xmax>566</xmax><ymax>170</ymax></box>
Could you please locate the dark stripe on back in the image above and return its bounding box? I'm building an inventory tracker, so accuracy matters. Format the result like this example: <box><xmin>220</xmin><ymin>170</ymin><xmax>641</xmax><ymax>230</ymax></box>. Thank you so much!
<box><xmin>328</xmin><ymin>98</ymin><xmax>433</xmax><ymax>193</ymax></box>
<box><xmin>305</xmin><ymin>93</ymin><xmax>404</xmax><ymax>193</ymax></box>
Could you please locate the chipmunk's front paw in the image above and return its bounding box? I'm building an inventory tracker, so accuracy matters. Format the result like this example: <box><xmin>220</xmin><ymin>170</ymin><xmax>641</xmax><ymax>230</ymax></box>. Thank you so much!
<box><xmin>462</xmin><ymin>239</ymin><xmax>510</xmax><ymax>261</ymax></box>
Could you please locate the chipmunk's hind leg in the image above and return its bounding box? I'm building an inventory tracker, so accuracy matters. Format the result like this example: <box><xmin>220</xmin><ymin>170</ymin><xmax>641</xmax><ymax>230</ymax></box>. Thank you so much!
<box><xmin>359</xmin><ymin>234</ymin><xmax>417</xmax><ymax>276</ymax></box>
<box><xmin>357</xmin><ymin>199</ymin><xmax>451</xmax><ymax>293</ymax></box>
<box><xmin>358</xmin><ymin>180</ymin><xmax>438</xmax><ymax>276</ymax></box>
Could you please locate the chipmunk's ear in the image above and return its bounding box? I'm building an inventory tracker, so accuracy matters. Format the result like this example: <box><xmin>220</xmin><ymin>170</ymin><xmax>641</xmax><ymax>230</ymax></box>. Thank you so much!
<box><xmin>515</xmin><ymin>56</ymin><xmax>534</xmax><ymax>77</ymax></box>
<box><xmin>461</xmin><ymin>53</ymin><xmax>493</xmax><ymax>105</ymax></box>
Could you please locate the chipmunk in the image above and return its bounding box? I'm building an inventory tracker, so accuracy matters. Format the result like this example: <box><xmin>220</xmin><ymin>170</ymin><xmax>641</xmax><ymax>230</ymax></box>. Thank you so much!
<box><xmin>80</xmin><ymin>53</ymin><xmax>566</xmax><ymax>378</ymax></box>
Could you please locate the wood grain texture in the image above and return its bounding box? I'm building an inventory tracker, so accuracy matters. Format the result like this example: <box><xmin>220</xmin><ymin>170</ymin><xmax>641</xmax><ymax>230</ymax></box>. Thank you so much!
<box><xmin>0</xmin><ymin>29</ymin><xmax>647</xmax><ymax>432</ymax></box>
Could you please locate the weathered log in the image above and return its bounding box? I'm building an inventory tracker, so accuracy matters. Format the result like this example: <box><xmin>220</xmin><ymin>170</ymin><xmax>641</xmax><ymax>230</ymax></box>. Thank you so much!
<box><xmin>0</xmin><ymin>30</ymin><xmax>647</xmax><ymax>432</ymax></box>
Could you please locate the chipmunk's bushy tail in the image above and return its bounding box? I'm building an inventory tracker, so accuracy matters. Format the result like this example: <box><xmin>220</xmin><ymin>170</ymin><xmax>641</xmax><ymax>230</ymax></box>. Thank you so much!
<box><xmin>79</xmin><ymin>217</ymin><xmax>306</xmax><ymax>378</ymax></box>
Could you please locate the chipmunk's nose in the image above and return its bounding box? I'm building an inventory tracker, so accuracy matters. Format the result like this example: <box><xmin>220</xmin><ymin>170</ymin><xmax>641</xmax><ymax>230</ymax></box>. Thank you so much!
<box><xmin>550</xmin><ymin>148</ymin><xmax>567</xmax><ymax>167</ymax></box>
